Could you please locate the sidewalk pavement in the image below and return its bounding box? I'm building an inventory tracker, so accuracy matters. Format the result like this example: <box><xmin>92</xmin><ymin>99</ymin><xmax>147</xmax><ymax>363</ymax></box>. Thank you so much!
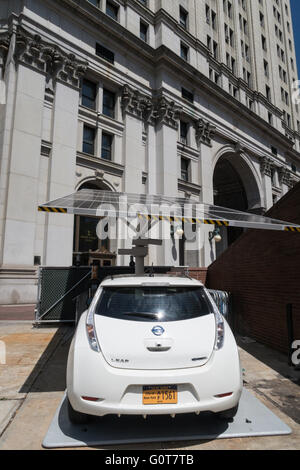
<box><xmin>0</xmin><ymin>305</ymin><xmax>35</xmax><ymax>322</ymax></box>
<box><xmin>0</xmin><ymin>320</ymin><xmax>299</xmax><ymax>450</ymax></box>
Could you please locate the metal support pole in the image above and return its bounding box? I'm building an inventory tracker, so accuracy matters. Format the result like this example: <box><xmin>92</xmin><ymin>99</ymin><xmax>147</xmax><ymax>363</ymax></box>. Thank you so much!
<box><xmin>287</xmin><ymin>303</ymin><xmax>294</xmax><ymax>366</ymax></box>
<box><xmin>118</xmin><ymin>239</ymin><xmax>162</xmax><ymax>276</ymax></box>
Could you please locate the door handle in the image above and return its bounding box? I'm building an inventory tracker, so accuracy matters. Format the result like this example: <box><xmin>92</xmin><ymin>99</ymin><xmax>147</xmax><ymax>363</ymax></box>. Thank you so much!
<box><xmin>147</xmin><ymin>346</ymin><xmax>171</xmax><ymax>352</ymax></box>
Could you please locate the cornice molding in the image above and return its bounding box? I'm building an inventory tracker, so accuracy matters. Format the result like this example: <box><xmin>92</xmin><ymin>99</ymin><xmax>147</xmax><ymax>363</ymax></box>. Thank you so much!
<box><xmin>178</xmin><ymin>179</ymin><xmax>202</xmax><ymax>196</ymax></box>
<box><xmin>77</xmin><ymin>151</ymin><xmax>124</xmax><ymax>177</ymax></box>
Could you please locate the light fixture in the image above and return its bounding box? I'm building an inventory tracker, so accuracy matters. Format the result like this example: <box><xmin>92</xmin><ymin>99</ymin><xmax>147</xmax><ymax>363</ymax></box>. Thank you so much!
<box><xmin>170</xmin><ymin>223</ymin><xmax>184</xmax><ymax>238</ymax></box>
<box><xmin>209</xmin><ymin>227</ymin><xmax>222</xmax><ymax>243</ymax></box>
<box><xmin>175</xmin><ymin>226</ymin><xmax>184</xmax><ymax>237</ymax></box>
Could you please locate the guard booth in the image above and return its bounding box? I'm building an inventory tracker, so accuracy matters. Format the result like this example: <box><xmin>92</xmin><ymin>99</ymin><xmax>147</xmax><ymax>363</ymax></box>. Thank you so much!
<box><xmin>36</xmin><ymin>190</ymin><xmax>300</xmax><ymax>325</ymax></box>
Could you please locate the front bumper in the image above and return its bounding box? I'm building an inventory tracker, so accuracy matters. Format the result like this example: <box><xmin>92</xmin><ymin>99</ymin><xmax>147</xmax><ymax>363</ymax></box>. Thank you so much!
<box><xmin>67</xmin><ymin>315</ymin><xmax>243</xmax><ymax>417</ymax></box>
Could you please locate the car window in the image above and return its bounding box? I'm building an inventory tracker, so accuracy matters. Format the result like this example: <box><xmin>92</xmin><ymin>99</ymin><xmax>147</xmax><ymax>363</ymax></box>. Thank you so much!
<box><xmin>95</xmin><ymin>286</ymin><xmax>213</xmax><ymax>322</ymax></box>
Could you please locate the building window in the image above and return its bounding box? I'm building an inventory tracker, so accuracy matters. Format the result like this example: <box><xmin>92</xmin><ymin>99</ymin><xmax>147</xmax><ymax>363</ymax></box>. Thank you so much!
<box><xmin>212</xmin><ymin>41</ymin><xmax>218</xmax><ymax>59</ymax></box>
<box><xmin>268</xmin><ymin>112</ymin><xmax>273</xmax><ymax>125</ymax></box>
<box><xmin>180</xmin><ymin>121</ymin><xmax>188</xmax><ymax>145</ymax></box>
<box><xmin>83</xmin><ymin>125</ymin><xmax>96</xmax><ymax>155</ymax></box>
<box><xmin>140</xmin><ymin>21</ymin><xmax>148</xmax><ymax>42</ymax></box>
<box><xmin>271</xmin><ymin>146</ymin><xmax>278</xmax><ymax>156</ymax></box>
<box><xmin>180</xmin><ymin>42</ymin><xmax>189</xmax><ymax>61</ymax></box>
<box><xmin>96</xmin><ymin>43</ymin><xmax>115</xmax><ymax>64</ymax></box>
<box><xmin>106</xmin><ymin>1</ymin><xmax>119</xmax><ymax>21</ymax></box>
<box><xmin>102</xmin><ymin>89</ymin><xmax>115</xmax><ymax>118</ymax></box>
<box><xmin>101</xmin><ymin>132</ymin><xmax>113</xmax><ymax>160</ymax></box>
<box><xmin>81</xmin><ymin>79</ymin><xmax>97</xmax><ymax>110</ymax></box>
<box><xmin>181</xmin><ymin>158</ymin><xmax>190</xmax><ymax>181</ymax></box>
<box><xmin>179</xmin><ymin>6</ymin><xmax>188</xmax><ymax>29</ymax></box>
<box><xmin>211</xmin><ymin>10</ymin><xmax>217</xmax><ymax>30</ymax></box>
<box><xmin>87</xmin><ymin>0</ymin><xmax>100</xmax><ymax>7</ymax></box>
<box><xmin>182</xmin><ymin>88</ymin><xmax>194</xmax><ymax>103</ymax></box>
<box><xmin>263</xmin><ymin>60</ymin><xmax>269</xmax><ymax>77</ymax></box>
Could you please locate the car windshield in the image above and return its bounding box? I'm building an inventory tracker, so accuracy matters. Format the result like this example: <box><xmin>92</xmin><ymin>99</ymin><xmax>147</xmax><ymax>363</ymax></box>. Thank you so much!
<box><xmin>95</xmin><ymin>286</ymin><xmax>213</xmax><ymax>322</ymax></box>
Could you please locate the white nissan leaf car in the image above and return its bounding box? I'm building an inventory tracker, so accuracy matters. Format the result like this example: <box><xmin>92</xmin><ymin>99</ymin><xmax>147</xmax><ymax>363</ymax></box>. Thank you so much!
<box><xmin>67</xmin><ymin>275</ymin><xmax>243</xmax><ymax>424</ymax></box>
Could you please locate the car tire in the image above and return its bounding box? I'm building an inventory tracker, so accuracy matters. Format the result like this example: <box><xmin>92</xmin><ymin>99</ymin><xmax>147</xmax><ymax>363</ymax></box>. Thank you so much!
<box><xmin>217</xmin><ymin>403</ymin><xmax>239</xmax><ymax>421</ymax></box>
<box><xmin>67</xmin><ymin>396</ymin><xmax>90</xmax><ymax>425</ymax></box>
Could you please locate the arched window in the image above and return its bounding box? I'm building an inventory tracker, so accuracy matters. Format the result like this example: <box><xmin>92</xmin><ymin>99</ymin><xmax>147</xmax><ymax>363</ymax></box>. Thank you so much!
<box><xmin>73</xmin><ymin>181</ymin><xmax>113</xmax><ymax>266</ymax></box>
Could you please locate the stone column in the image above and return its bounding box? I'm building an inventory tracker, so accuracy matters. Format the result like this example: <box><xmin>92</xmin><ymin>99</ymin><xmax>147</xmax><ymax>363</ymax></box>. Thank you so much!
<box><xmin>3</xmin><ymin>26</ymin><xmax>88</xmax><ymax>268</ymax></box>
<box><xmin>278</xmin><ymin>166</ymin><xmax>296</xmax><ymax>197</ymax></box>
<box><xmin>260</xmin><ymin>156</ymin><xmax>274</xmax><ymax>210</ymax></box>
<box><xmin>155</xmin><ymin>96</ymin><xmax>182</xmax><ymax>267</ymax></box>
<box><xmin>118</xmin><ymin>86</ymin><xmax>148</xmax><ymax>265</ymax></box>
<box><xmin>0</xmin><ymin>31</ymin><xmax>15</xmax><ymax>265</ymax></box>
<box><xmin>2</xmin><ymin>64</ymin><xmax>45</xmax><ymax>266</ymax></box>
<box><xmin>195</xmin><ymin>118</ymin><xmax>216</xmax><ymax>267</ymax></box>
<box><xmin>44</xmin><ymin>82</ymin><xmax>80</xmax><ymax>266</ymax></box>
<box><xmin>146</xmin><ymin>123</ymin><xmax>157</xmax><ymax>195</ymax></box>
<box><xmin>123</xmin><ymin>113</ymin><xmax>144</xmax><ymax>194</ymax></box>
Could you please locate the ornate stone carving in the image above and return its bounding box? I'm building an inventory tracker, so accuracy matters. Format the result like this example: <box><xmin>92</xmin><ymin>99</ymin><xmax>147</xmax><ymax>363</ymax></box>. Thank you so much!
<box><xmin>0</xmin><ymin>32</ymin><xmax>10</xmax><ymax>68</ymax></box>
<box><xmin>121</xmin><ymin>85</ymin><xmax>155</xmax><ymax>123</ymax></box>
<box><xmin>194</xmin><ymin>118</ymin><xmax>216</xmax><ymax>146</ymax></box>
<box><xmin>155</xmin><ymin>95</ymin><xmax>182</xmax><ymax>129</ymax></box>
<box><xmin>259</xmin><ymin>156</ymin><xmax>274</xmax><ymax>177</ymax></box>
<box><xmin>95</xmin><ymin>169</ymin><xmax>105</xmax><ymax>180</ymax></box>
<box><xmin>278</xmin><ymin>166</ymin><xmax>298</xmax><ymax>188</ymax></box>
<box><xmin>121</xmin><ymin>85</ymin><xmax>182</xmax><ymax>128</ymax></box>
<box><xmin>234</xmin><ymin>141</ymin><xmax>245</xmax><ymax>155</ymax></box>
<box><xmin>14</xmin><ymin>26</ymin><xmax>88</xmax><ymax>88</ymax></box>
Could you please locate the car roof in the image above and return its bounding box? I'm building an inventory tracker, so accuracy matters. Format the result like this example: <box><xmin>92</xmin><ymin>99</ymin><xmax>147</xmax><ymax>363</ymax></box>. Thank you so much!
<box><xmin>100</xmin><ymin>274</ymin><xmax>204</xmax><ymax>288</ymax></box>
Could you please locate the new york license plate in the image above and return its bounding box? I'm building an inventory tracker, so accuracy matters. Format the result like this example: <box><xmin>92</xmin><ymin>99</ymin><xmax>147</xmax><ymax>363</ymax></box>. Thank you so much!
<box><xmin>143</xmin><ymin>385</ymin><xmax>178</xmax><ymax>405</ymax></box>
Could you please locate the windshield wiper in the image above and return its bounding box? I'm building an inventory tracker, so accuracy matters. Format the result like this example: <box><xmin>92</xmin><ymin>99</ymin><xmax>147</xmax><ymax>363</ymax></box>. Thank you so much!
<box><xmin>123</xmin><ymin>312</ymin><xmax>161</xmax><ymax>319</ymax></box>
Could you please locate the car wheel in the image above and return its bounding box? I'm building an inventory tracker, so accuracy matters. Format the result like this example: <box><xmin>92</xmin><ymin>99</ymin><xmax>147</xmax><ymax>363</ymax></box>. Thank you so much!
<box><xmin>217</xmin><ymin>404</ymin><xmax>239</xmax><ymax>421</ymax></box>
<box><xmin>67</xmin><ymin>396</ymin><xmax>90</xmax><ymax>425</ymax></box>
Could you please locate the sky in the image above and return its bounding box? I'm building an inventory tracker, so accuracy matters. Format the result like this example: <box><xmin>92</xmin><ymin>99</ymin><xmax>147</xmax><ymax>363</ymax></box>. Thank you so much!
<box><xmin>291</xmin><ymin>0</ymin><xmax>300</xmax><ymax>77</ymax></box>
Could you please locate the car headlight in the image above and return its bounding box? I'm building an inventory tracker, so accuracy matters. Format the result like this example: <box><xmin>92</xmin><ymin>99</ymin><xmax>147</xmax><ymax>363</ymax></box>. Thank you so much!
<box><xmin>86</xmin><ymin>308</ymin><xmax>100</xmax><ymax>352</ymax></box>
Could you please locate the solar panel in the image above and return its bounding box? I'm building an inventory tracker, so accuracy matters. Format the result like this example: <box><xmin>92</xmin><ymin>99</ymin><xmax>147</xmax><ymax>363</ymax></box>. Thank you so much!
<box><xmin>38</xmin><ymin>189</ymin><xmax>300</xmax><ymax>233</ymax></box>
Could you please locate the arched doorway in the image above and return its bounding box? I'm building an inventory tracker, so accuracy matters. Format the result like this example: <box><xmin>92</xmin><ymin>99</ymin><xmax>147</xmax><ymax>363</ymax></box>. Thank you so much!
<box><xmin>213</xmin><ymin>153</ymin><xmax>262</xmax><ymax>257</ymax></box>
<box><xmin>73</xmin><ymin>180</ymin><xmax>116</xmax><ymax>266</ymax></box>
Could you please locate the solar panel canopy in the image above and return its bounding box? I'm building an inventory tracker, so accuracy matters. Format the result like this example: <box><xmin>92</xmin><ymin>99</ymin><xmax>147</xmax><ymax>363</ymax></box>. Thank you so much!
<box><xmin>38</xmin><ymin>189</ymin><xmax>300</xmax><ymax>233</ymax></box>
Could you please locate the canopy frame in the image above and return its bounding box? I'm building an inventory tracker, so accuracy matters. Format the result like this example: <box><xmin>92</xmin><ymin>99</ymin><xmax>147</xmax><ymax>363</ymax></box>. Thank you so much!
<box><xmin>38</xmin><ymin>189</ymin><xmax>300</xmax><ymax>233</ymax></box>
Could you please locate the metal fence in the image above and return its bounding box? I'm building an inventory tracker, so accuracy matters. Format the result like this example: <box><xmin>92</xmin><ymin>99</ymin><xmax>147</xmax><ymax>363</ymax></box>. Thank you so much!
<box><xmin>35</xmin><ymin>265</ymin><xmax>171</xmax><ymax>324</ymax></box>
<box><xmin>35</xmin><ymin>266</ymin><xmax>232</xmax><ymax>326</ymax></box>
<box><xmin>35</xmin><ymin>266</ymin><xmax>92</xmax><ymax>323</ymax></box>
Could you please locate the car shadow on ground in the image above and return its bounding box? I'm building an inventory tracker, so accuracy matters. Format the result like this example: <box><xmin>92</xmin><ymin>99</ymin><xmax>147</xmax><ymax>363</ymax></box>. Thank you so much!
<box><xmin>19</xmin><ymin>325</ymin><xmax>74</xmax><ymax>394</ymax></box>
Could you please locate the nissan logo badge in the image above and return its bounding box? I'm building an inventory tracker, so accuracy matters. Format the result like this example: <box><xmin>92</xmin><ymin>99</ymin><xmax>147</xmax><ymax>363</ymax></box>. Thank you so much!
<box><xmin>151</xmin><ymin>325</ymin><xmax>165</xmax><ymax>336</ymax></box>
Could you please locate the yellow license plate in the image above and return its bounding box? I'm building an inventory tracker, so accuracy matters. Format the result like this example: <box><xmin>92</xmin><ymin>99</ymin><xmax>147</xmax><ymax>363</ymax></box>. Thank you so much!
<box><xmin>143</xmin><ymin>385</ymin><xmax>178</xmax><ymax>405</ymax></box>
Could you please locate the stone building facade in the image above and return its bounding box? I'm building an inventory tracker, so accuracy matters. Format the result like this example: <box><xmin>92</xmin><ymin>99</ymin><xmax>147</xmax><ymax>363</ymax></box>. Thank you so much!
<box><xmin>0</xmin><ymin>0</ymin><xmax>300</xmax><ymax>303</ymax></box>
